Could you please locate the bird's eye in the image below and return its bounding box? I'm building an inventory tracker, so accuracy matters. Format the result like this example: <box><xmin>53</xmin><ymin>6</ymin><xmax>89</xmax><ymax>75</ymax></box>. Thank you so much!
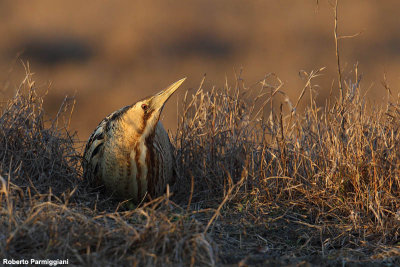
<box><xmin>141</xmin><ymin>103</ymin><xmax>148</xmax><ymax>111</ymax></box>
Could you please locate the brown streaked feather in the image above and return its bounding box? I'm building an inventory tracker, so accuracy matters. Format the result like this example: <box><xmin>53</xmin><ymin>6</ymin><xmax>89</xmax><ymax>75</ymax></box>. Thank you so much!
<box><xmin>145</xmin><ymin>134</ymin><xmax>156</xmax><ymax>197</ymax></box>
<box><xmin>134</xmin><ymin>144</ymin><xmax>143</xmax><ymax>200</ymax></box>
<box><xmin>84</xmin><ymin>105</ymin><xmax>131</xmax><ymax>161</ymax></box>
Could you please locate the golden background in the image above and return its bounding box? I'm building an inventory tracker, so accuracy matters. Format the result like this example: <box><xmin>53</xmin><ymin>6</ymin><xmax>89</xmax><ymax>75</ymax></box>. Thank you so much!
<box><xmin>1</xmin><ymin>0</ymin><xmax>399</xmax><ymax>141</ymax></box>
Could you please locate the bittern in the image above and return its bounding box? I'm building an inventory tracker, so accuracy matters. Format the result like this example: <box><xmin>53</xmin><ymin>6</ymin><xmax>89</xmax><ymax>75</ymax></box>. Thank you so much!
<box><xmin>83</xmin><ymin>78</ymin><xmax>186</xmax><ymax>202</ymax></box>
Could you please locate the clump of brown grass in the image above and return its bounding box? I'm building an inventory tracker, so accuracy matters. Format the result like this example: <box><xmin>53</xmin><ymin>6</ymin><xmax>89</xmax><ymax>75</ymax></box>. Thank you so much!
<box><xmin>3</xmin><ymin>195</ymin><xmax>216</xmax><ymax>266</ymax></box>
<box><xmin>0</xmin><ymin>66</ymin><xmax>79</xmax><ymax>196</ymax></box>
<box><xmin>173</xmin><ymin>76</ymin><xmax>254</xmax><ymax>206</ymax></box>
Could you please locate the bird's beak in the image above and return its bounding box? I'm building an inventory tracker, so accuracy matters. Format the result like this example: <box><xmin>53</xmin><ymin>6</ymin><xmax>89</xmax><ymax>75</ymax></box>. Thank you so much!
<box><xmin>151</xmin><ymin>77</ymin><xmax>186</xmax><ymax>111</ymax></box>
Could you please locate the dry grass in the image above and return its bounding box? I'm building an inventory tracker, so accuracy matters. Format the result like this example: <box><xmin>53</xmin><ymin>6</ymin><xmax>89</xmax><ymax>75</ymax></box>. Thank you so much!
<box><xmin>2</xmin><ymin>61</ymin><xmax>400</xmax><ymax>266</ymax></box>
<box><xmin>172</xmin><ymin>67</ymin><xmax>400</xmax><ymax>265</ymax></box>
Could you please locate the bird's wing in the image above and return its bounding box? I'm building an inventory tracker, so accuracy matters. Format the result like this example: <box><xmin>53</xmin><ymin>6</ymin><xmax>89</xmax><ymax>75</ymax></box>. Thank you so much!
<box><xmin>151</xmin><ymin>122</ymin><xmax>175</xmax><ymax>195</ymax></box>
<box><xmin>83</xmin><ymin>105</ymin><xmax>131</xmax><ymax>180</ymax></box>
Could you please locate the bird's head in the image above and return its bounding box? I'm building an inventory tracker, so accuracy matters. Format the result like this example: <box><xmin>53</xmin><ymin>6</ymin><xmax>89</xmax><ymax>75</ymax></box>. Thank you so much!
<box><xmin>123</xmin><ymin>78</ymin><xmax>186</xmax><ymax>140</ymax></box>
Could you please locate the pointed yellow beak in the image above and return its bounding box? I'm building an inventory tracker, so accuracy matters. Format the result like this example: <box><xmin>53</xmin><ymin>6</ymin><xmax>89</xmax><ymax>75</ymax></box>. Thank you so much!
<box><xmin>151</xmin><ymin>77</ymin><xmax>186</xmax><ymax>111</ymax></box>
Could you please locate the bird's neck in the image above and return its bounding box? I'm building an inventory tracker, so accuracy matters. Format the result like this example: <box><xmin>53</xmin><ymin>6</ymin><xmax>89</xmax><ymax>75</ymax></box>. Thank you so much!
<box><xmin>119</xmin><ymin>110</ymin><xmax>159</xmax><ymax>143</ymax></box>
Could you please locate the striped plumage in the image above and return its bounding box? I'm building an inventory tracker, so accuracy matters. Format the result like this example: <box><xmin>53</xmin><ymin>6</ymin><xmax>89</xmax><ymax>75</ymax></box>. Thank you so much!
<box><xmin>83</xmin><ymin>78</ymin><xmax>186</xmax><ymax>203</ymax></box>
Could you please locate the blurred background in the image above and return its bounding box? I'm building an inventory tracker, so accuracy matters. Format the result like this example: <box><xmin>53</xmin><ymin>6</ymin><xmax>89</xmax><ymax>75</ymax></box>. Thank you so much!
<box><xmin>1</xmin><ymin>0</ymin><xmax>400</xmax><ymax>142</ymax></box>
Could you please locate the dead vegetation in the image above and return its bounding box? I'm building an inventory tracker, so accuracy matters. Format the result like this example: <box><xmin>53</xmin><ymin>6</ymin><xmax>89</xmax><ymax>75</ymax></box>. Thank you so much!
<box><xmin>173</xmin><ymin>66</ymin><xmax>400</xmax><ymax>265</ymax></box>
<box><xmin>1</xmin><ymin>61</ymin><xmax>400</xmax><ymax>266</ymax></box>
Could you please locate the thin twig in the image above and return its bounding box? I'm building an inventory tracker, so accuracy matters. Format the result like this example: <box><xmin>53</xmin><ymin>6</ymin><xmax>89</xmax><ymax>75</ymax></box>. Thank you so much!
<box><xmin>334</xmin><ymin>0</ymin><xmax>343</xmax><ymax>104</ymax></box>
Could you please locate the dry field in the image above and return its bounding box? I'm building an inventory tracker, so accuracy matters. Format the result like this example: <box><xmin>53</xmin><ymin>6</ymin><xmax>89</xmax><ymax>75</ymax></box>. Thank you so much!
<box><xmin>2</xmin><ymin>1</ymin><xmax>400</xmax><ymax>266</ymax></box>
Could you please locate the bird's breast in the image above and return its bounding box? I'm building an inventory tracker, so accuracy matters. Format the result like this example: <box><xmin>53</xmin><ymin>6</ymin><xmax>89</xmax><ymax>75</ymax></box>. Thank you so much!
<box><xmin>101</xmin><ymin>131</ymin><xmax>149</xmax><ymax>202</ymax></box>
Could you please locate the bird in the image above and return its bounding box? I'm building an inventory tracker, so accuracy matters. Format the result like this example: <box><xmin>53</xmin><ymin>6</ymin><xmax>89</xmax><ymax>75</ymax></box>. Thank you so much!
<box><xmin>82</xmin><ymin>78</ymin><xmax>186</xmax><ymax>203</ymax></box>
